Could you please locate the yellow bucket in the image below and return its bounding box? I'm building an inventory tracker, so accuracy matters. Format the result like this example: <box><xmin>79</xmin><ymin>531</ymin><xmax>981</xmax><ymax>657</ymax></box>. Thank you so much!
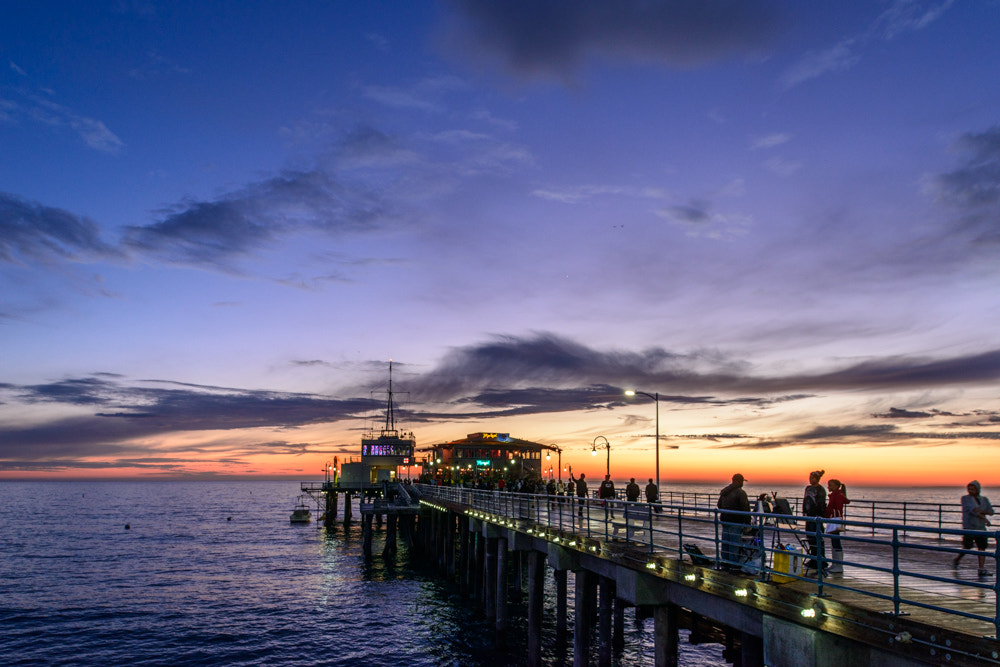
<box><xmin>772</xmin><ymin>544</ymin><xmax>803</xmax><ymax>582</ymax></box>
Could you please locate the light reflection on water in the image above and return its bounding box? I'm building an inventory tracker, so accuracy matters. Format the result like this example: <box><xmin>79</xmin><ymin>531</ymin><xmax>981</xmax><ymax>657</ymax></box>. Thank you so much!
<box><xmin>0</xmin><ymin>481</ymin><xmax>726</xmax><ymax>666</ymax></box>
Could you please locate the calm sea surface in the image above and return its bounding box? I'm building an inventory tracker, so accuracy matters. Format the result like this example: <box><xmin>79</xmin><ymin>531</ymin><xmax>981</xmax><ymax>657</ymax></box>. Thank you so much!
<box><xmin>1</xmin><ymin>481</ymin><xmax>991</xmax><ymax>666</ymax></box>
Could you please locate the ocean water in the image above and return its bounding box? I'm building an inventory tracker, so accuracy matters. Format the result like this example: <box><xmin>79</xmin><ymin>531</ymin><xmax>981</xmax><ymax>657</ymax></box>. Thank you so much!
<box><xmin>1</xmin><ymin>481</ymin><xmax>729</xmax><ymax>667</ymax></box>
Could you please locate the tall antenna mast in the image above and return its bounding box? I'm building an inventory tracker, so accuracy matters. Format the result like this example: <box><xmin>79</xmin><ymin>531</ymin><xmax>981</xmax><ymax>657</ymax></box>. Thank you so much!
<box><xmin>383</xmin><ymin>359</ymin><xmax>396</xmax><ymax>434</ymax></box>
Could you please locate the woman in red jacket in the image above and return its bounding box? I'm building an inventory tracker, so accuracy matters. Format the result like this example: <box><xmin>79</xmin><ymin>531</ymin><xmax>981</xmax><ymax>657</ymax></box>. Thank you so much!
<box><xmin>825</xmin><ymin>479</ymin><xmax>850</xmax><ymax>574</ymax></box>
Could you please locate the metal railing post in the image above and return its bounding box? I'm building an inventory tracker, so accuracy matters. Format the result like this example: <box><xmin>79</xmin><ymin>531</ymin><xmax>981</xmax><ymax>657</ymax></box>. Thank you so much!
<box><xmin>757</xmin><ymin>511</ymin><xmax>767</xmax><ymax>582</ymax></box>
<box><xmin>892</xmin><ymin>527</ymin><xmax>902</xmax><ymax>616</ymax></box>
<box><xmin>713</xmin><ymin>509</ymin><xmax>721</xmax><ymax>569</ymax></box>
<box><xmin>994</xmin><ymin>531</ymin><xmax>1000</xmax><ymax>638</ymax></box>
<box><xmin>815</xmin><ymin>520</ymin><xmax>825</xmax><ymax>596</ymax></box>
<box><xmin>677</xmin><ymin>505</ymin><xmax>685</xmax><ymax>559</ymax></box>
<box><xmin>647</xmin><ymin>504</ymin><xmax>654</xmax><ymax>554</ymax></box>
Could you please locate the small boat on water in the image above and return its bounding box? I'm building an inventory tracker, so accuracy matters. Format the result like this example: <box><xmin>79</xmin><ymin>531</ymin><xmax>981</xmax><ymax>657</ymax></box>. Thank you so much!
<box><xmin>289</xmin><ymin>496</ymin><xmax>312</xmax><ymax>524</ymax></box>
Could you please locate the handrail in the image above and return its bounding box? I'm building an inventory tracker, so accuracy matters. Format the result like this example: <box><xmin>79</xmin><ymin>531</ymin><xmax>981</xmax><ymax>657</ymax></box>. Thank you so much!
<box><xmin>414</xmin><ymin>484</ymin><xmax>1000</xmax><ymax>637</ymax></box>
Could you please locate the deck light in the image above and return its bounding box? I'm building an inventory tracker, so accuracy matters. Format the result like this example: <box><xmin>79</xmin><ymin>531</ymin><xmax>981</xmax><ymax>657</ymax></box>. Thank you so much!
<box><xmin>684</xmin><ymin>573</ymin><xmax>697</xmax><ymax>582</ymax></box>
<box><xmin>800</xmin><ymin>608</ymin><xmax>817</xmax><ymax>619</ymax></box>
<box><xmin>646</xmin><ymin>562</ymin><xmax>657</xmax><ymax>570</ymax></box>
<box><xmin>734</xmin><ymin>588</ymin><xmax>748</xmax><ymax>597</ymax></box>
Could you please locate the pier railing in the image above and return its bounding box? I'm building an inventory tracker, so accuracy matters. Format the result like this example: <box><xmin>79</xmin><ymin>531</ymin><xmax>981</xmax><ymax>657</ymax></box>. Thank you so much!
<box><xmin>617</xmin><ymin>489</ymin><xmax>968</xmax><ymax>534</ymax></box>
<box><xmin>415</xmin><ymin>484</ymin><xmax>1000</xmax><ymax>637</ymax></box>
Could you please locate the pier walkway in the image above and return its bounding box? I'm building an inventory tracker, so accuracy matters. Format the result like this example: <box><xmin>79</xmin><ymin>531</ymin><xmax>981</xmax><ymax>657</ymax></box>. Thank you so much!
<box><xmin>415</xmin><ymin>484</ymin><xmax>999</xmax><ymax>666</ymax></box>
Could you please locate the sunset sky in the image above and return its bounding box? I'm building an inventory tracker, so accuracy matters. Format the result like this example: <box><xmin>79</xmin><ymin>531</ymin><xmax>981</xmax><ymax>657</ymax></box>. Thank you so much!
<box><xmin>2</xmin><ymin>1</ymin><xmax>999</xmax><ymax>486</ymax></box>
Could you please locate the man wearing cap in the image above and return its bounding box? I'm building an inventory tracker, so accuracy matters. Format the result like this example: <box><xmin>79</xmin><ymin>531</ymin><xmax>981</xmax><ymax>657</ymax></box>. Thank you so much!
<box><xmin>802</xmin><ymin>470</ymin><xmax>828</xmax><ymax>571</ymax></box>
<box><xmin>717</xmin><ymin>473</ymin><xmax>751</xmax><ymax>570</ymax></box>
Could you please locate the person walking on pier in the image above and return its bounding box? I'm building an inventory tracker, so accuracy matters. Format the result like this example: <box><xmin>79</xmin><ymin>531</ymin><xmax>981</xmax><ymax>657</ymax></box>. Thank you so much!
<box><xmin>954</xmin><ymin>480</ymin><xmax>994</xmax><ymax>576</ymax></box>
<box><xmin>717</xmin><ymin>473</ymin><xmax>751</xmax><ymax>570</ymax></box>
<box><xmin>571</xmin><ymin>471</ymin><xmax>587</xmax><ymax>517</ymax></box>
<box><xmin>825</xmin><ymin>479</ymin><xmax>850</xmax><ymax>574</ymax></box>
<box><xmin>645</xmin><ymin>478</ymin><xmax>661</xmax><ymax>513</ymax></box>
<box><xmin>802</xmin><ymin>470</ymin><xmax>827</xmax><ymax>572</ymax></box>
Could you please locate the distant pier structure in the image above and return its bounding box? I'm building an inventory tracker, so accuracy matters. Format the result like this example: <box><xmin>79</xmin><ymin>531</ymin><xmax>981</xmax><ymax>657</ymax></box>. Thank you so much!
<box><xmin>300</xmin><ymin>360</ymin><xmax>423</xmax><ymax>557</ymax></box>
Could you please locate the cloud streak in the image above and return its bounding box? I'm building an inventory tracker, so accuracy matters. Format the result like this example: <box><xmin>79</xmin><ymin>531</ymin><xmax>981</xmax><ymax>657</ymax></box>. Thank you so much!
<box><xmin>441</xmin><ymin>0</ymin><xmax>780</xmax><ymax>80</ymax></box>
<box><xmin>781</xmin><ymin>0</ymin><xmax>954</xmax><ymax>89</ymax></box>
<box><xmin>0</xmin><ymin>192</ymin><xmax>119</xmax><ymax>264</ymax></box>
<box><xmin>1</xmin><ymin>87</ymin><xmax>124</xmax><ymax>153</ymax></box>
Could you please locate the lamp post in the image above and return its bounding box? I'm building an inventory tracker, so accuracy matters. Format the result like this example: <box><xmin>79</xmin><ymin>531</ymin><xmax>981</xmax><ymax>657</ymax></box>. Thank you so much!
<box><xmin>625</xmin><ymin>389</ymin><xmax>659</xmax><ymax>494</ymax></box>
<box><xmin>547</xmin><ymin>445</ymin><xmax>563</xmax><ymax>481</ymax></box>
<box><xmin>591</xmin><ymin>435</ymin><xmax>611</xmax><ymax>476</ymax></box>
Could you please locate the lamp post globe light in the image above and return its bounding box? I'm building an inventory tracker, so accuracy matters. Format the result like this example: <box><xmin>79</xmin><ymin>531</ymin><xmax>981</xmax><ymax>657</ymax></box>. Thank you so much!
<box><xmin>591</xmin><ymin>435</ymin><xmax>611</xmax><ymax>476</ymax></box>
<box><xmin>625</xmin><ymin>390</ymin><xmax>659</xmax><ymax>494</ymax></box>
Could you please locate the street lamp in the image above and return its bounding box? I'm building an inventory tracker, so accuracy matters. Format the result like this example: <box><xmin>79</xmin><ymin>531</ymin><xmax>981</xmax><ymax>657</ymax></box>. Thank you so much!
<box><xmin>591</xmin><ymin>435</ymin><xmax>611</xmax><ymax>476</ymax></box>
<box><xmin>625</xmin><ymin>389</ymin><xmax>659</xmax><ymax>494</ymax></box>
<box><xmin>548</xmin><ymin>445</ymin><xmax>563</xmax><ymax>481</ymax></box>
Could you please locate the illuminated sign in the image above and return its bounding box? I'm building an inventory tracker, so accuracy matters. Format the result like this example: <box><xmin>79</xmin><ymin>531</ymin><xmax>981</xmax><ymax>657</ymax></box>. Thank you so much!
<box><xmin>480</xmin><ymin>433</ymin><xmax>510</xmax><ymax>442</ymax></box>
<box><xmin>476</xmin><ymin>460</ymin><xmax>491</xmax><ymax>466</ymax></box>
<box><xmin>362</xmin><ymin>443</ymin><xmax>414</xmax><ymax>458</ymax></box>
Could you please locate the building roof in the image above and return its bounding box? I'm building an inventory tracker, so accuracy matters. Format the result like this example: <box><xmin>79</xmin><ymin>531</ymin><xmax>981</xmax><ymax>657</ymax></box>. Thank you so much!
<box><xmin>417</xmin><ymin>432</ymin><xmax>558</xmax><ymax>453</ymax></box>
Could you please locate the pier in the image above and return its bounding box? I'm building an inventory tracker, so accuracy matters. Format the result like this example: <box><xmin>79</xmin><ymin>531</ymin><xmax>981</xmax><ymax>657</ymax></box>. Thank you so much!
<box><xmin>408</xmin><ymin>484</ymin><xmax>997</xmax><ymax>667</ymax></box>
<box><xmin>300</xmin><ymin>478</ymin><xmax>998</xmax><ymax>665</ymax></box>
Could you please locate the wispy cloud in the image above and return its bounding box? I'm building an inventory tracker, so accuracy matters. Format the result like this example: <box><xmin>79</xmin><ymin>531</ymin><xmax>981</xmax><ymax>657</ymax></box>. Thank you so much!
<box><xmin>750</xmin><ymin>132</ymin><xmax>790</xmax><ymax>150</ymax></box>
<box><xmin>123</xmin><ymin>169</ymin><xmax>387</xmax><ymax>271</ymax></box>
<box><xmin>2</xmin><ymin>90</ymin><xmax>124</xmax><ymax>153</ymax></box>
<box><xmin>0</xmin><ymin>375</ymin><xmax>376</xmax><ymax>465</ymax></box>
<box><xmin>929</xmin><ymin>124</ymin><xmax>1000</xmax><ymax>245</ymax></box>
<box><xmin>531</xmin><ymin>184</ymin><xmax>664</xmax><ymax>204</ymax></box>
<box><xmin>781</xmin><ymin>0</ymin><xmax>954</xmax><ymax>89</ymax></box>
<box><xmin>406</xmin><ymin>333</ymin><xmax>1000</xmax><ymax>403</ymax></box>
<box><xmin>0</xmin><ymin>192</ymin><xmax>119</xmax><ymax>264</ymax></box>
<box><xmin>440</xmin><ymin>0</ymin><xmax>780</xmax><ymax>81</ymax></box>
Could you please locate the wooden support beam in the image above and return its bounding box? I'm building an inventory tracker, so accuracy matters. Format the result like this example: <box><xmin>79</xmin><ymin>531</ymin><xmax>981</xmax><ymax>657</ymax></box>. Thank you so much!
<box><xmin>574</xmin><ymin>569</ymin><xmax>596</xmax><ymax>667</ymax></box>
<box><xmin>485</xmin><ymin>536</ymin><xmax>497</xmax><ymax>620</ymax></box>
<box><xmin>496</xmin><ymin>536</ymin><xmax>508</xmax><ymax>640</ymax></box>
<box><xmin>555</xmin><ymin>568</ymin><xmax>568</xmax><ymax>642</ymax></box>
<box><xmin>598</xmin><ymin>577</ymin><xmax>614</xmax><ymax>667</ymax></box>
<box><xmin>382</xmin><ymin>514</ymin><xmax>397</xmax><ymax>558</ymax></box>
<box><xmin>527</xmin><ymin>550</ymin><xmax>546</xmax><ymax>667</ymax></box>
<box><xmin>362</xmin><ymin>514</ymin><xmax>373</xmax><ymax>561</ymax></box>
<box><xmin>653</xmin><ymin>603</ymin><xmax>680</xmax><ymax>667</ymax></box>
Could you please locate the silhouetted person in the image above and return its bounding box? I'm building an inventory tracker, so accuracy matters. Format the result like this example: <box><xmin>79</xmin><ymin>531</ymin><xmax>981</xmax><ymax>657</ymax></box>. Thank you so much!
<box><xmin>954</xmin><ymin>480</ymin><xmax>994</xmax><ymax>576</ymax></box>
<box><xmin>625</xmin><ymin>478</ymin><xmax>640</xmax><ymax>502</ymax></box>
<box><xmin>645</xmin><ymin>478</ymin><xmax>661</xmax><ymax>513</ymax></box>
<box><xmin>802</xmin><ymin>470</ymin><xmax>827</xmax><ymax>571</ymax></box>
<box><xmin>571</xmin><ymin>471</ymin><xmax>588</xmax><ymax>517</ymax></box>
<box><xmin>717</xmin><ymin>473</ymin><xmax>750</xmax><ymax>569</ymax></box>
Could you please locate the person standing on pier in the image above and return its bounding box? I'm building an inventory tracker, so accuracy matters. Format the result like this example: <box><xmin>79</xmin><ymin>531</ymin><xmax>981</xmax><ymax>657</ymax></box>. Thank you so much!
<box><xmin>717</xmin><ymin>473</ymin><xmax>751</xmax><ymax>570</ymax></box>
<box><xmin>599</xmin><ymin>474</ymin><xmax>616</xmax><ymax>519</ymax></box>
<box><xmin>954</xmin><ymin>480</ymin><xmax>994</xmax><ymax>577</ymax></box>
<box><xmin>645</xmin><ymin>478</ymin><xmax>661</xmax><ymax>513</ymax></box>
<box><xmin>570</xmin><ymin>470</ymin><xmax>587</xmax><ymax>517</ymax></box>
<box><xmin>802</xmin><ymin>470</ymin><xmax>827</xmax><ymax>572</ymax></box>
<box><xmin>626</xmin><ymin>478</ymin><xmax>640</xmax><ymax>503</ymax></box>
<box><xmin>825</xmin><ymin>479</ymin><xmax>850</xmax><ymax>574</ymax></box>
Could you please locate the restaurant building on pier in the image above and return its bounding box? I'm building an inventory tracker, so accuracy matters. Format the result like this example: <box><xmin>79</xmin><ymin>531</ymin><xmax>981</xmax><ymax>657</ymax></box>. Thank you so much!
<box><xmin>419</xmin><ymin>432</ymin><xmax>561</xmax><ymax>483</ymax></box>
